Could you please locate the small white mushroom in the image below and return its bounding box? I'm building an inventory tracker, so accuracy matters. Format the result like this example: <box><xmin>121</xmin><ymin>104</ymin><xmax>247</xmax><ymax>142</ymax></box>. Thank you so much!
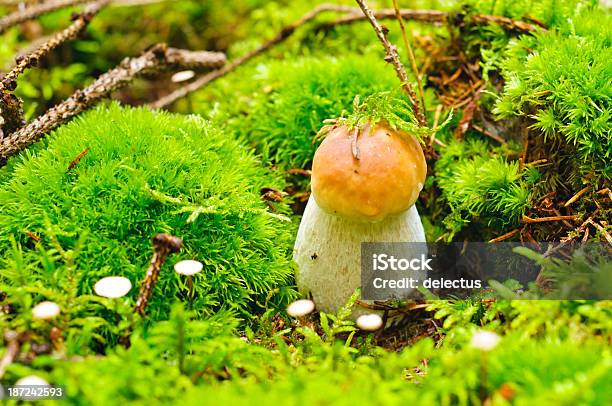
<box><xmin>173</xmin><ymin>260</ymin><xmax>203</xmax><ymax>276</ymax></box>
<box><xmin>470</xmin><ymin>330</ymin><xmax>501</xmax><ymax>351</ymax></box>
<box><xmin>171</xmin><ymin>70</ymin><xmax>195</xmax><ymax>83</ymax></box>
<box><xmin>94</xmin><ymin>276</ymin><xmax>132</xmax><ymax>299</ymax></box>
<box><xmin>287</xmin><ymin>299</ymin><xmax>315</xmax><ymax>317</ymax></box>
<box><xmin>15</xmin><ymin>375</ymin><xmax>49</xmax><ymax>386</ymax></box>
<box><xmin>31</xmin><ymin>301</ymin><xmax>60</xmax><ymax>320</ymax></box>
<box><xmin>356</xmin><ymin>313</ymin><xmax>383</xmax><ymax>331</ymax></box>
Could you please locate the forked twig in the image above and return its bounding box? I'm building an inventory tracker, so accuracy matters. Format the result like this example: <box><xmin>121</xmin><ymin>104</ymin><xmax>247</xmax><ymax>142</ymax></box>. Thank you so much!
<box><xmin>353</xmin><ymin>0</ymin><xmax>426</xmax><ymax>126</ymax></box>
<box><xmin>0</xmin><ymin>44</ymin><xmax>226</xmax><ymax>164</ymax></box>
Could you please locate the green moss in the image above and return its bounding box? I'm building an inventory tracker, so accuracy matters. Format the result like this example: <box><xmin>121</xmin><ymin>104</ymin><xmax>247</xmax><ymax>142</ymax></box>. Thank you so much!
<box><xmin>0</xmin><ymin>104</ymin><xmax>297</xmax><ymax>326</ymax></box>
<box><xmin>494</xmin><ymin>9</ymin><xmax>611</xmax><ymax>181</ymax></box>
<box><xmin>9</xmin><ymin>301</ymin><xmax>610</xmax><ymax>405</ymax></box>
<box><xmin>195</xmin><ymin>54</ymin><xmax>400</xmax><ymax>168</ymax></box>
<box><xmin>435</xmin><ymin>138</ymin><xmax>535</xmax><ymax>239</ymax></box>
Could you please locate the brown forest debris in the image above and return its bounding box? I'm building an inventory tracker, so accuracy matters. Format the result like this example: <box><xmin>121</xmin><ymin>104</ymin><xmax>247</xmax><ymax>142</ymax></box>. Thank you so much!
<box><xmin>354</xmin><ymin>0</ymin><xmax>426</xmax><ymax>126</ymax></box>
<box><xmin>0</xmin><ymin>0</ymin><xmax>91</xmax><ymax>34</ymax></box>
<box><xmin>0</xmin><ymin>0</ymin><xmax>110</xmax><ymax>93</ymax></box>
<box><xmin>0</xmin><ymin>45</ymin><xmax>226</xmax><ymax>165</ymax></box>
<box><xmin>319</xmin><ymin>9</ymin><xmax>543</xmax><ymax>34</ymax></box>
<box><xmin>153</xmin><ymin>5</ymin><xmax>543</xmax><ymax>109</ymax></box>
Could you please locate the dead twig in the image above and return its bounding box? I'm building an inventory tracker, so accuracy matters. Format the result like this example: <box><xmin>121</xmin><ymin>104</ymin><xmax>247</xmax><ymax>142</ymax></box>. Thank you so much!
<box><xmin>149</xmin><ymin>3</ymin><xmax>354</xmax><ymax>109</ymax></box>
<box><xmin>321</xmin><ymin>9</ymin><xmax>543</xmax><ymax>34</ymax></box>
<box><xmin>522</xmin><ymin>215</ymin><xmax>579</xmax><ymax>224</ymax></box>
<box><xmin>353</xmin><ymin>0</ymin><xmax>426</xmax><ymax>126</ymax></box>
<box><xmin>586</xmin><ymin>219</ymin><xmax>612</xmax><ymax>245</ymax></box>
<box><xmin>488</xmin><ymin>228</ymin><xmax>520</xmax><ymax>243</ymax></box>
<box><xmin>0</xmin><ymin>0</ymin><xmax>92</xmax><ymax>34</ymax></box>
<box><xmin>0</xmin><ymin>0</ymin><xmax>110</xmax><ymax>93</ymax></box>
<box><xmin>65</xmin><ymin>147</ymin><xmax>89</xmax><ymax>173</ymax></box>
<box><xmin>134</xmin><ymin>233</ymin><xmax>182</xmax><ymax>316</ymax></box>
<box><xmin>392</xmin><ymin>0</ymin><xmax>426</xmax><ymax>114</ymax></box>
<box><xmin>0</xmin><ymin>44</ymin><xmax>226</xmax><ymax>165</ymax></box>
<box><xmin>564</xmin><ymin>186</ymin><xmax>591</xmax><ymax>207</ymax></box>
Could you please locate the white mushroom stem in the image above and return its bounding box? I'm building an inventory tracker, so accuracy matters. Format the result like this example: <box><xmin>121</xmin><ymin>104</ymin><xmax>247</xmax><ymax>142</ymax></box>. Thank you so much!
<box><xmin>293</xmin><ymin>195</ymin><xmax>426</xmax><ymax>317</ymax></box>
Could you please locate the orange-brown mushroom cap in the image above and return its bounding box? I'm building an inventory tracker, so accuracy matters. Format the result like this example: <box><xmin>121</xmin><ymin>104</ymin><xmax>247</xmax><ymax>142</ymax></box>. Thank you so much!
<box><xmin>311</xmin><ymin>121</ymin><xmax>427</xmax><ymax>222</ymax></box>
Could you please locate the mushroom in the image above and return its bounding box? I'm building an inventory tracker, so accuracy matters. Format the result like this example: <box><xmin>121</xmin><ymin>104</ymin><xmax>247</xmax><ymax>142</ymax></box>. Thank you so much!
<box><xmin>31</xmin><ymin>301</ymin><xmax>60</xmax><ymax>320</ymax></box>
<box><xmin>470</xmin><ymin>330</ymin><xmax>501</xmax><ymax>352</ymax></box>
<box><xmin>15</xmin><ymin>375</ymin><xmax>49</xmax><ymax>386</ymax></box>
<box><xmin>356</xmin><ymin>313</ymin><xmax>383</xmax><ymax>331</ymax></box>
<box><xmin>94</xmin><ymin>276</ymin><xmax>132</xmax><ymax>299</ymax></box>
<box><xmin>174</xmin><ymin>259</ymin><xmax>203</xmax><ymax>305</ymax></box>
<box><xmin>287</xmin><ymin>299</ymin><xmax>315</xmax><ymax>318</ymax></box>
<box><xmin>293</xmin><ymin>120</ymin><xmax>427</xmax><ymax>318</ymax></box>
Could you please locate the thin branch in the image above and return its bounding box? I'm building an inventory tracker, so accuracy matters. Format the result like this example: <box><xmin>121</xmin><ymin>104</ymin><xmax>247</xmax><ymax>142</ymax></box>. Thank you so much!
<box><xmin>522</xmin><ymin>215</ymin><xmax>579</xmax><ymax>224</ymax></box>
<box><xmin>488</xmin><ymin>228</ymin><xmax>520</xmax><ymax>243</ymax></box>
<box><xmin>353</xmin><ymin>0</ymin><xmax>426</xmax><ymax>126</ymax></box>
<box><xmin>320</xmin><ymin>8</ymin><xmax>448</xmax><ymax>28</ymax></box>
<box><xmin>150</xmin><ymin>5</ymin><xmax>542</xmax><ymax>110</ymax></box>
<box><xmin>392</xmin><ymin>0</ymin><xmax>426</xmax><ymax>114</ymax></box>
<box><xmin>0</xmin><ymin>0</ymin><xmax>92</xmax><ymax>34</ymax></box>
<box><xmin>134</xmin><ymin>233</ymin><xmax>182</xmax><ymax>316</ymax></box>
<box><xmin>0</xmin><ymin>44</ymin><xmax>226</xmax><ymax>164</ymax></box>
<box><xmin>0</xmin><ymin>0</ymin><xmax>109</xmax><ymax>93</ymax></box>
<box><xmin>319</xmin><ymin>9</ymin><xmax>542</xmax><ymax>34</ymax></box>
<box><xmin>564</xmin><ymin>186</ymin><xmax>591</xmax><ymax>207</ymax></box>
<box><xmin>148</xmin><ymin>3</ymin><xmax>355</xmax><ymax>109</ymax></box>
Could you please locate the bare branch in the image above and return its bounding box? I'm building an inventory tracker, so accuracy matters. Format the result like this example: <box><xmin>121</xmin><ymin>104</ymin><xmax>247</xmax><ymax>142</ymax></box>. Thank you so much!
<box><xmin>0</xmin><ymin>0</ymin><xmax>93</xmax><ymax>34</ymax></box>
<box><xmin>150</xmin><ymin>5</ymin><xmax>542</xmax><ymax>110</ymax></box>
<box><xmin>354</xmin><ymin>0</ymin><xmax>426</xmax><ymax>126</ymax></box>
<box><xmin>0</xmin><ymin>0</ymin><xmax>110</xmax><ymax>93</ymax></box>
<box><xmin>149</xmin><ymin>3</ymin><xmax>355</xmax><ymax>109</ymax></box>
<box><xmin>0</xmin><ymin>44</ymin><xmax>226</xmax><ymax>164</ymax></box>
<box><xmin>320</xmin><ymin>9</ymin><xmax>542</xmax><ymax>34</ymax></box>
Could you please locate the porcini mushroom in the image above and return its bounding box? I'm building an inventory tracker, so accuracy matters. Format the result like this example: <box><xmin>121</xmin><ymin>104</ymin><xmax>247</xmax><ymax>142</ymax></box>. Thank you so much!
<box><xmin>31</xmin><ymin>301</ymin><xmax>60</xmax><ymax>320</ymax></box>
<box><xmin>293</xmin><ymin>120</ymin><xmax>427</xmax><ymax>317</ymax></box>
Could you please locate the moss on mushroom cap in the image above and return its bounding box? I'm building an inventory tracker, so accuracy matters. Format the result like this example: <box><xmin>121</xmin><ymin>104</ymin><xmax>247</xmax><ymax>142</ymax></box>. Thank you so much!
<box><xmin>311</xmin><ymin>122</ymin><xmax>427</xmax><ymax>222</ymax></box>
<box><xmin>0</xmin><ymin>104</ymin><xmax>296</xmax><ymax>322</ymax></box>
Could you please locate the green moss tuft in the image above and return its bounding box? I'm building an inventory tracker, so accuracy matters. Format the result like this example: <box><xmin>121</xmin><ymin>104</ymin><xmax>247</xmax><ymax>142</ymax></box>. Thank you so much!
<box><xmin>494</xmin><ymin>9</ymin><xmax>611</xmax><ymax>181</ymax></box>
<box><xmin>0</xmin><ymin>104</ymin><xmax>297</xmax><ymax>326</ymax></box>
<box><xmin>435</xmin><ymin>138</ymin><xmax>535</xmax><ymax>239</ymax></box>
